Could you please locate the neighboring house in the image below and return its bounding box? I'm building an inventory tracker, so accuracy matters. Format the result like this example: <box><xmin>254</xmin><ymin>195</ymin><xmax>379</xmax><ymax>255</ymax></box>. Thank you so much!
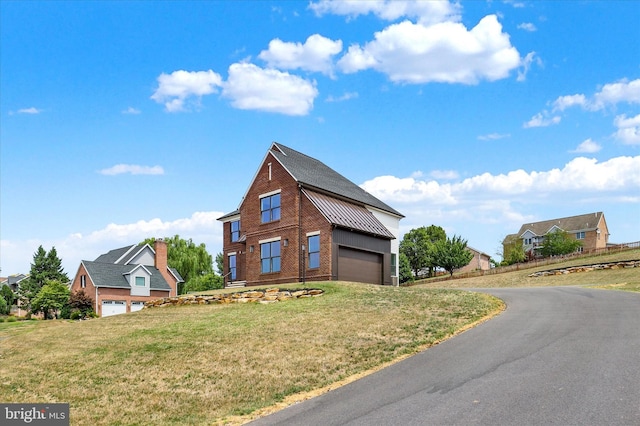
<box><xmin>503</xmin><ymin>212</ymin><xmax>610</xmax><ymax>259</ymax></box>
<box><xmin>70</xmin><ymin>239</ymin><xmax>183</xmax><ymax>317</ymax></box>
<box><xmin>1</xmin><ymin>274</ymin><xmax>28</xmax><ymax>293</ymax></box>
<box><xmin>458</xmin><ymin>246</ymin><xmax>492</xmax><ymax>274</ymax></box>
<box><xmin>218</xmin><ymin>142</ymin><xmax>404</xmax><ymax>287</ymax></box>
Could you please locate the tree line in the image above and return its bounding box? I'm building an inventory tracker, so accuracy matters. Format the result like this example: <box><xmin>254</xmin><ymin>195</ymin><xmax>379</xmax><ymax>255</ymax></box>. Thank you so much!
<box><xmin>399</xmin><ymin>225</ymin><xmax>474</xmax><ymax>284</ymax></box>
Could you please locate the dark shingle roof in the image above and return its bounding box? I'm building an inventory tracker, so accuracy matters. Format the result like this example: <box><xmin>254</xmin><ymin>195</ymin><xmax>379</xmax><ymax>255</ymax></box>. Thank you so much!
<box><xmin>94</xmin><ymin>245</ymin><xmax>137</xmax><ymax>264</ymax></box>
<box><xmin>271</xmin><ymin>143</ymin><xmax>404</xmax><ymax>217</ymax></box>
<box><xmin>83</xmin><ymin>261</ymin><xmax>172</xmax><ymax>291</ymax></box>
<box><xmin>517</xmin><ymin>212</ymin><xmax>605</xmax><ymax>237</ymax></box>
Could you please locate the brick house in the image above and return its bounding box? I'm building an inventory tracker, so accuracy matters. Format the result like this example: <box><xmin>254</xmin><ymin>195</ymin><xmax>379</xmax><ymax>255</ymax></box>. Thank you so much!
<box><xmin>217</xmin><ymin>143</ymin><xmax>404</xmax><ymax>287</ymax></box>
<box><xmin>458</xmin><ymin>246</ymin><xmax>492</xmax><ymax>274</ymax></box>
<box><xmin>503</xmin><ymin>212</ymin><xmax>610</xmax><ymax>259</ymax></box>
<box><xmin>70</xmin><ymin>239</ymin><xmax>183</xmax><ymax>317</ymax></box>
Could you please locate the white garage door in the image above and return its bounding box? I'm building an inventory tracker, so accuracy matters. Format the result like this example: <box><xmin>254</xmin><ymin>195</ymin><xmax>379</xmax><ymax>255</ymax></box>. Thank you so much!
<box><xmin>102</xmin><ymin>300</ymin><xmax>126</xmax><ymax>317</ymax></box>
<box><xmin>131</xmin><ymin>301</ymin><xmax>145</xmax><ymax>312</ymax></box>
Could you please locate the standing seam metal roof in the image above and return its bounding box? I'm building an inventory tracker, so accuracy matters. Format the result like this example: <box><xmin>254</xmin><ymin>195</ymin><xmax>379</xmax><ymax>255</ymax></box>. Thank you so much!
<box><xmin>304</xmin><ymin>189</ymin><xmax>395</xmax><ymax>239</ymax></box>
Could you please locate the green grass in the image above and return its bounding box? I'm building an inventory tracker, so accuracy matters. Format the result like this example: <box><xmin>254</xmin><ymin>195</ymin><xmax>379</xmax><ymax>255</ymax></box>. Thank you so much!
<box><xmin>0</xmin><ymin>282</ymin><xmax>502</xmax><ymax>425</ymax></box>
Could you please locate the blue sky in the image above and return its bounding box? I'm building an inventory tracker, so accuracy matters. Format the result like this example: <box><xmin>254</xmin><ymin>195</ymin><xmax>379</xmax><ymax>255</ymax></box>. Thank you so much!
<box><xmin>1</xmin><ymin>0</ymin><xmax>639</xmax><ymax>276</ymax></box>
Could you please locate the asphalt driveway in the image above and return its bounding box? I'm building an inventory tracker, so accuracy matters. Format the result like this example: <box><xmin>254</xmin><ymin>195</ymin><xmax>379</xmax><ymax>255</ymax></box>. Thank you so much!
<box><xmin>250</xmin><ymin>287</ymin><xmax>640</xmax><ymax>425</ymax></box>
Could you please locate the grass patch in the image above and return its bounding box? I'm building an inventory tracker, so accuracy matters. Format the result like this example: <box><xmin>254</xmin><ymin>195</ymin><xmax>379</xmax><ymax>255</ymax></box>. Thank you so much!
<box><xmin>0</xmin><ymin>282</ymin><xmax>501</xmax><ymax>425</ymax></box>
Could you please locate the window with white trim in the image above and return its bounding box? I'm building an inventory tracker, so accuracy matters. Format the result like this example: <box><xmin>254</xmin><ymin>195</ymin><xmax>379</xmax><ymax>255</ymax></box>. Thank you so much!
<box><xmin>135</xmin><ymin>276</ymin><xmax>145</xmax><ymax>287</ymax></box>
<box><xmin>308</xmin><ymin>235</ymin><xmax>320</xmax><ymax>269</ymax></box>
<box><xmin>80</xmin><ymin>275</ymin><xmax>86</xmax><ymax>289</ymax></box>
<box><xmin>260</xmin><ymin>241</ymin><xmax>281</xmax><ymax>273</ymax></box>
<box><xmin>260</xmin><ymin>193</ymin><xmax>281</xmax><ymax>223</ymax></box>
<box><xmin>576</xmin><ymin>231</ymin><xmax>585</xmax><ymax>239</ymax></box>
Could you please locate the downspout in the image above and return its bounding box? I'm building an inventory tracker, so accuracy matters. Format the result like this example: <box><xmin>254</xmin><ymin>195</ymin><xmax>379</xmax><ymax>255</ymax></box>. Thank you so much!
<box><xmin>95</xmin><ymin>285</ymin><xmax>99</xmax><ymax>316</ymax></box>
<box><xmin>298</xmin><ymin>183</ymin><xmax>303</xmax><ymax>283</ymax></box>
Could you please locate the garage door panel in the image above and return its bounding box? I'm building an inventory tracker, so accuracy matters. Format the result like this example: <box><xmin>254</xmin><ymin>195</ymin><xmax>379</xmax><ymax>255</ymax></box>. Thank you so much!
<box><xmin>102</xmin><ymin>300</ymin><xmax>126</xmax><ymax>317</ymax></box>
<box><xmin>338</xmin><ymin>247</ymin><xmax>382</xmax><ymax>285</ymax></box>
<box><xmin>131</xmin><ymin>301</ymin><xmax>145</xmax><ymax>312</ymax></box>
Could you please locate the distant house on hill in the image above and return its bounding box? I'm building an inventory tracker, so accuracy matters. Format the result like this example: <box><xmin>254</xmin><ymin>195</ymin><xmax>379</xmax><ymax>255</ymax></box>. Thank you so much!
<box><xmin>503</xmin><ymin>212</ymin><xmax>610</xmax><ymax>259</ymax></box>
<box><xmin>458</xmin><ymin>246</ymin><xmax>492</xmax><ymax>274</ymax></box>
<box><xmin>1</xmin><ymin>274</ymin><xmax>28</xmax><ymax>293</ymax></box>
<box><xmin>217</xmin><ymin>142</ymin><xmax>404</xmax><ymax>288</ymax></box>
<box><xmin>70</xmin><ymin>239</ymin><xmax>183</xmax><ymax>317</ymax></box>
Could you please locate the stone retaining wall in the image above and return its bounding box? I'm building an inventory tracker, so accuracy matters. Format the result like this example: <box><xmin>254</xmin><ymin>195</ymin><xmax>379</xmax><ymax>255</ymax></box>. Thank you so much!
<box><xmin>144</xmin><ymin>288</ymin><xmax>324</xmax><ymax>308</ymax></box>
<box><xmin>528</xmin><ymin>260</ymin><xmax>640</xmax><ymax>277</ymax></box>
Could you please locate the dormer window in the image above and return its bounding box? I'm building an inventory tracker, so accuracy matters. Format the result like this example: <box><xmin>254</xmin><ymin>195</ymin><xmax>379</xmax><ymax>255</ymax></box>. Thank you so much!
<box><xmin>135</xmin><ymin>277</ymin><xmax>145</xmax><ymax>287</ymax></box>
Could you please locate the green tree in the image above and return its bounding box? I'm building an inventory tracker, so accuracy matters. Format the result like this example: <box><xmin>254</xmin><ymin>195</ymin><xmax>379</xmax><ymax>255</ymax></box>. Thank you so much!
<box><xmin>1</xmin><ymin>285</ymin><xmax>16</xmax><ymax>311</ymax></box>
<box><xmin>0</xmin><ymin>294</ymin><xmax>8</xmax><ymax>315</ymax></box>
<box><xmin>19</xmin><ymin>246</ymin><xmax>69</xmax><ymax>315</ymax></box>
<box><xmin>399</xmin><ymin>252</ymin><xmax>413</xmax><ymax>284</ymax></box>
<box><xmin>142</xmin><ymin>235</ymin><xmax>214</xmax><ymax>294</ymax></box>
<box><xmin>183</xmin><ymin>273</ymin><xmax>223</xmax><ymax>293</ymax></box>
<box><xmin>400</xmin><ymin>227</ymin><xmax>430</xmax><ymax>278</ymax></box>
<box><xmin>215</xmin><ymin>252</ymin><xmax>224</xmax><ymax>275</ymax></box>
<box><xmin>31</xmin><ymin>280</ymin><xmax>71</xmax><ymax>319</ymax></box>
<box><xmin>399</xmin><ymin>226</ymin><xmax>447</xmax><ymax>279</ymax></box>
<box><xmin>431</xmin><ymin>235</ymin><xmax>474</xmax><ymax>277</ymax></box>
<box><xmin>539</xmin><ymin>230</ymin><xmax>582</xmax><ymax>257</ymax></box>
<box><xmin>423</xmin><ymin>225</ymin><xmax>447</xmax><ymax>277</ymax></box>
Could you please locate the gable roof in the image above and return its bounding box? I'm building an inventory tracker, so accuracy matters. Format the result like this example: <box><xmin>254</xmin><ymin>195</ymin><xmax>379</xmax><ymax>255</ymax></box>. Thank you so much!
<box><xmin>517</xmin><ymin>212</ymin><xmax>605</xmax><ymax>237</ymax></box>
<box><xmin>270</xmin><ymin>143</ymin><xmax>403</xmax><ymax>217</ymax></box>
<box><xmin>304</xmin><ymin>189</ymin><xmax>395</xmax><ymax>239</ymax></box>
<box><xmin>82</xmin><ymin>260</ymin><xmax>172</xmax><ymax>291</ymax></box>
<box><xmin>94</xmin><ymin>245</ymin><xmax>138</xmax><ymax>264</ymax></box>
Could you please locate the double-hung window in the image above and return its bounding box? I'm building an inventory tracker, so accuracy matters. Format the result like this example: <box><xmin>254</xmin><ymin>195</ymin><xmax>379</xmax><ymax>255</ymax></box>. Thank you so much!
<box><xmin>260</xmin><ymin>241</ymin><xmax>281</xmax><ymax>273</ymax></box>
<box><xmin>261</xmin><ymin>193</ymin><xmax>281</xmax><ymax>223</ymax></box>
<box><xmin>308</xmin><ymin>234</ymin><xmax>320</xmax><ymax>269</ymax></box>
<box><xmin>231</xmin><ymin>220</ymin><xmax>240</xmax><ymax>242</ymax></box>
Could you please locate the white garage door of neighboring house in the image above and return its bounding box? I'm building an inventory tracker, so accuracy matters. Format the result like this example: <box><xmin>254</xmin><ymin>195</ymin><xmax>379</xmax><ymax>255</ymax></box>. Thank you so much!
<box><xmin>337</xmin><ymin>246</ymin><xmax>383</xmax><ymax>285</ymax></box>
<box><xmin>130</xmin><ymin>301</ymin><xmax>145</xmax><ymax>312</ymax></box>
<box><xmin>102</xmin><ymin>300</ymin><xmax>126</xmax><ymax>317</ymax></box>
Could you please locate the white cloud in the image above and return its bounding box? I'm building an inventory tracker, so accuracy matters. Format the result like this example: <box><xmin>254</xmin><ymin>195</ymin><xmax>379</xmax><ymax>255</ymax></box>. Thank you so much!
<box><xmin>122</xmin><ymin>107</ymin><xmax>141</xmax><ymax>115</ymax></box>
<box><xmin>552</xmin><ymin>94</ymin><xmax>587</xmax><ymax>112</ymax></box>
<box><xmin>517</xmin><ymin>51</ymin><xmax>541</xmax><ymax>82</ymax></box>
<box><xmin>517</xmin><ymin>22</ymin><xmax>537</xmax><ymax>32</ymax></box>
<box><xmin>15</xmin><ymin>107</ymin><xmax>42</xmax><ymax>114</ymax></box>
<box><xmin>337</xmin><ymin>15</ymin><xmax>521</xmax><ymax>85</ymax></box>
<box><xmin>258</xmin><ymin>34</ymin><xmax>343</xmax><ymax>76</ymax></box>
<box><xmin>613</xmin><ymin>113</ymin><xmax>640</xmax><ymax>145</ymax></box>
<box><xmin>523</xmin><ymin>112</ymin><xmax>561</xmax><ymax>128</ymax></box>
<box><xmin>222</xmin><ymin>63</ymin><xmax>318</xmax><ymax>116</ymax></box>
<box><xmin>430</xmin><ymin>170</ymin><xmax>459</xmax><ymax>180</ymax></box>
<box><xmin>362</xmin><ymin>156</ymin><xmax>640</xmax><ymax>204</ymax></box>
<box><xmin>0</xmin><ymin>212</ymin><xmax>224</xmax><ymax>277</ymax></box>
<box><xmin>571</xmin><ymin>138</ymin><xmax>601</xmax><ymax>153</ymax></box>
<box><xmin>478</xmin><ymin>132</ymin><xmax>510</xmax><ymax>140</ymax></box>
<box><xmin>308</xmin><ymin>0</ymin><xmax>461</xmax><ymax>26</ymax></box>
<box><xmin>150</xmin><ymin>70</ymin><xmax>223</xmax><ymax>112</ymax></box>
<box><xmin>99</xmin><ymin>164</ymin><xmax>165</xmax><ymax>176</ymax></box>
<box><xmin>326</xmin><ymin>92</ymin><xmax>358</xmax><ymax>102</ymax></box>
<box><xmin>591</xmin><ymin>78</ymin><xmax>640</xmax><ymax>110</ymax></box>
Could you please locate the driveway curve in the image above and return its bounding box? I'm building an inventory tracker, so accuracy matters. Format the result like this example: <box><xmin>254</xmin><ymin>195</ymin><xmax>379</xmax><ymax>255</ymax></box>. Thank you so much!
<box><xmin>250</xmin><ymin>287</ymin><xmax>640</xmax><ymax>425</ymax></box>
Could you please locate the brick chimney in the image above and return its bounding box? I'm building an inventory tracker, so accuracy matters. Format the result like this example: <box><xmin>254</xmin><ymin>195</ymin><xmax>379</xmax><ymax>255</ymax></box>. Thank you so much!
<box><xmin>154</xmin><ymin>238</ymin><xmax>176</xmax><ymax>296</ymax></box>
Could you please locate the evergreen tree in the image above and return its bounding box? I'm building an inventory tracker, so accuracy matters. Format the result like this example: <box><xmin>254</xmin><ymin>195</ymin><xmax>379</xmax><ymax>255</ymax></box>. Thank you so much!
<box><xmin>19</xmin><ymin>246</ymin><xmax>69</xmax><ymax>315</ymax></box>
